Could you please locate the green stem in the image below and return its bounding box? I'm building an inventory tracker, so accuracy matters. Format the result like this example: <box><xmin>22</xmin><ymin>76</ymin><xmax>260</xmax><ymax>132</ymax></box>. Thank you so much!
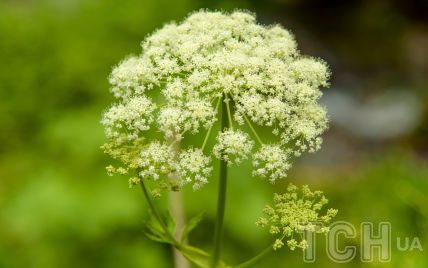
<box><xmin>211</xmin><ymin>94</ymin><xmax>229</xmax><ymax>268</ymax></box>
<box><xmin>243</xmin><ymin>114</ymin><xmax>263</xmax><ymax>145</ymax></box>
<box><xmin>227</xmin><ymin>92</ymin><xmax>263</xmax><ymax>145</ymax></box>
<box><xmin>232</xmin><ymin>245</ymin><xmax>273</xmax><ymax>268</ymax></box>
<box><xmin>202</xmin><ymin>97</ymin><xmax>221</xmax><ymax>151</ymax></box>
<box><xmin>225</xmin><ymin>94</ymin><xmax>234</xmax><ymax>129</ymax></box>
<box><xmin>140</xmin><ymin>180</ymin><xmax>178</xmax><ymax>247</ymax></box>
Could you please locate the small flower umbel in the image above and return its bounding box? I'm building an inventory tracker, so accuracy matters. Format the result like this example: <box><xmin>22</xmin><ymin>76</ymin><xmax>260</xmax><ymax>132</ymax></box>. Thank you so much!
<box><xmin>256</xmin><ymin>184</ymin><xmax>338</xmax><ymax>251</ymax></box>
<box><xmin>213</xmin><ymin>129</ymin><xmax>254</xmax><ymax>165</ymax></box>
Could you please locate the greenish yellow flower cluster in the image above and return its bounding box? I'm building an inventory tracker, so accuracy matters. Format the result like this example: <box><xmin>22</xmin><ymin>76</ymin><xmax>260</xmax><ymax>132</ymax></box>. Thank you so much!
<box><xmin>256</xmin><ymin>184</ymin><xmax>338</xmax><ymax>250</ymax></box>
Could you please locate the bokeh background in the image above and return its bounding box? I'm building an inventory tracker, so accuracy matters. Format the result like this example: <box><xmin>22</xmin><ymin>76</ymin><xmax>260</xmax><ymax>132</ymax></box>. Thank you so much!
<box><xmin>1</xmin><ymin>0</ymin><xmax>427</xmax><ymax>267</ymax></box>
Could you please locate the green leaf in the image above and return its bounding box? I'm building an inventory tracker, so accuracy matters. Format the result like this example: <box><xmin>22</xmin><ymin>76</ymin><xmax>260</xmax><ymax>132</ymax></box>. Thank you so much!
<box><xmin>183</xmin><ymin>245</ymin><xmax>210</xmax><ymax>257</ymax></box>
<box><xmin>181</xmin><ymin>212</ymin><xmax>204</xmax><ymax>242</ymax></box>
<box><xmin>164</xmin><ymin>210</ymin><xmax>176</xmax><ymax>236</ymax></box>
<box><xmin>143</xmin><ymin>228</ymin><xmax>169</xmax><ymax>243</ymax></box>
<box><xmin>142</xmin><ymin>211</ymin><xmax>174</xmax><ymax>244</ymax></box>
<box><xmin>146</xmin><ymin>211</ymin><xmax>164</xmax><ymax>232</ymax></box>
<box><xmin>181</xmin><ymin>245</ymin><xmax>229</xmax><ymax>268</ymax></box>
<box><xmin>180</xmin><ymin>246</ymin><xmax>210</xmax><ymax>268</ymax></box>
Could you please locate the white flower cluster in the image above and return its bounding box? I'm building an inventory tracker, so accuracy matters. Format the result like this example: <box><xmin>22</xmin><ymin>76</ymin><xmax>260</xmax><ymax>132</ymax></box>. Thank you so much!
<box><xmin>138</xmin><ymin>142</ymin><xmax>175</xmax><ymax>180</ymax></box>
<box><xmin>213</xmin><ymin>129</ymin><xmax>254</xmax><ymax>165</ymax></box>
<box><xmin>101</xmin><ymin>96</ymin><xmax>156</xmax><ymax>141</ymax></box>
<box><xmin>136</xmin><ymin>143</ymin><xmax>213</xmax><ymax>191</ymax></box>
<box><xmin>102</xmin><ymin>10</ymin><xmax>330</xmax><ymax>191</ymax></box>
<box><xmin>158</xmin><ymin>99</ymin><xmax>217</xmax><ymax>139</ymax></box>
<box><xmin>177</xmin><ymin>148</ymin><xmax>212</xmax><ymax>190</ymax></box>
<box><xmin>256</xmin><ymin>184</ymin><xmax>338</xmax><ymax>251</ymax></box>
<box><xmin>109</xmin><ymin>57</ymin><xmax>155</xmax><ymax>99</ymax></box>
<box><xmin>252</xmin><ymin>144</ymin><xmax>291</xmax><ymax>183</ymax></box>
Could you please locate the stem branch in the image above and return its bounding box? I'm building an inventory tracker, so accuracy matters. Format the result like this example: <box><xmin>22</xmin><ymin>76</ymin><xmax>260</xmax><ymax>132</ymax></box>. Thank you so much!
<box><xmin>233</xmin><ymin>245</ymin><xmax>273</xmax><ymax>268</ymax></box>
<box><xmin>202</xmin><ymin>97</ymin><xmax>221</xmax><ymax>151</ymax></box>
<box><xmin>243</xmin><ymin>114</ymin><xmax>263</xmax><ymax>145</ymax></box>
<box><xmin>227</xmin><ymin>92</ymin><xmax>262</xmax><ymax>145</ymax></box>
<box><xmin>225</xmin><ymin>94</ymin><xmax>234</xmax><ymax>129</ymax></box>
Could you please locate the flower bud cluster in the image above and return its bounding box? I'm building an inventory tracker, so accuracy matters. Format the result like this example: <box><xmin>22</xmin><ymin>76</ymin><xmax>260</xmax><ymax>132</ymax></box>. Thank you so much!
<box><xmin>256</xmin><ymin>184</ymin><xmax>338</xmax><ymax>250</ymax></box>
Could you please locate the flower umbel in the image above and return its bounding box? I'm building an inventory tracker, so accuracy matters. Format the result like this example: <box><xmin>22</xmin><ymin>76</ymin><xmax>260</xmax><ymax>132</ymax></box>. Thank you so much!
<box><xmin>101</xmin><ymin>9</ymin><xmax>338</xmax><ymax>268</ymax></box>
<box><xmin>102</xmin><ymin>10</ymin><xmax>330</xmax><ymax>192</ymax></box>
<box><xmin>101</xmin><ymin>96</ymin><xmax>156</xmax><ymax>141</ymax></box>
<box><xmin>213</xmin><ymin>129</ymin><xmax>254</xmax><ymax>165</ymax></box>
<box><xmin>252</xmin><ymin>144</ymin><xmax>291</xmax><ymax>183</ymax></box>
<box><xmin>177</xmin><ymin>148</ymin><xmax>213</xmax><ymax>190</ymax></box>
<box><xmin>138</xmin><ymin>142</ymin><xmax>175</xmax><ymax>181</ymax></box>
<box><xmin>256</xmin><ymin>183</ymin><xmax>338</xmax><ymax>251</ymax></box>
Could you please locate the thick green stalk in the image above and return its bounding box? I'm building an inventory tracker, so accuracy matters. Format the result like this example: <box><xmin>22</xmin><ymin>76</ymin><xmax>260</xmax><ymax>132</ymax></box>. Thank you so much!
<box><xmin>169</xmin><ymin>191</ymin><xmax>189</xmax><ymax>268</ymax></box>
<box><xmin>167</xmin><ymin>133</ymin><xmax>189</xmax><ymax>268</ymax></box>
<box><xmin>211</xmin><ymin>95</ymin><xmax>229</xmax><ymax>268</ymax></box>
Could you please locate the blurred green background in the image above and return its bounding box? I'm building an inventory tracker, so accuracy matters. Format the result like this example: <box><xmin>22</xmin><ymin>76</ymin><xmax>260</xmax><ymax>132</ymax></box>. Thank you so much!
<box><xmin>1</xmin><ymin>0</ymin><xmax>427</xmax><ymax>267</ymax></box>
